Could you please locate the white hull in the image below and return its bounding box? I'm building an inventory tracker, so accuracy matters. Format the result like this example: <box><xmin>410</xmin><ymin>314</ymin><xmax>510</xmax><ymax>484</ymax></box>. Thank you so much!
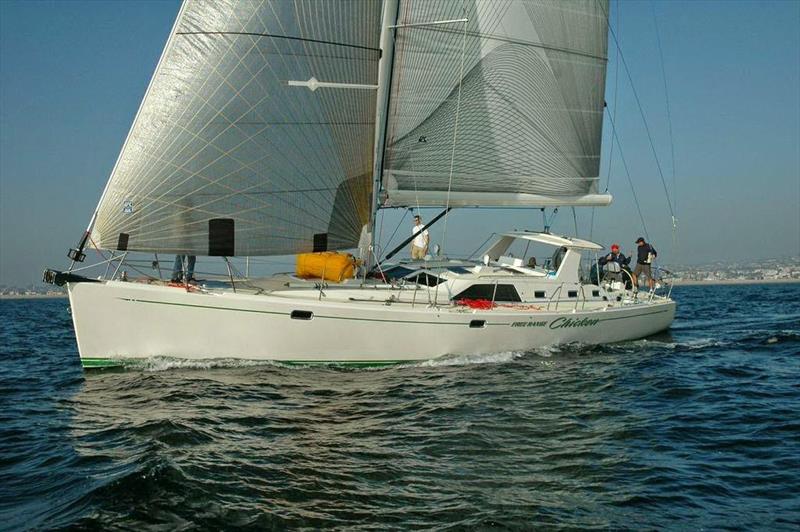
<box><xmin>68</xmin><ymin>280</ymin><xmax>675</xmax><ymax>366</ymax></box>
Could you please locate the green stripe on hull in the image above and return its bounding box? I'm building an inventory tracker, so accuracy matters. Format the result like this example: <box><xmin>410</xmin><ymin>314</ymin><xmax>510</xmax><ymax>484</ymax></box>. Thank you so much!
<box><xmin>81</xmin><ymin>358</ymin><xmax>128</xmax><ymax>368</ymax></box>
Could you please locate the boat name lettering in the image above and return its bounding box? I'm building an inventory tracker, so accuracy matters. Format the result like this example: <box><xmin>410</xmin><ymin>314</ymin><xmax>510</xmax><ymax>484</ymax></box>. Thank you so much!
<box><xmin>548</xmin><ymin>317</ymin><xmax>600</xmax><ymax>329</ymax></box>
<box><xmin>510</xmin><ymin>321</ymin><xmax>547</xmax><ymax>328</ymax></box>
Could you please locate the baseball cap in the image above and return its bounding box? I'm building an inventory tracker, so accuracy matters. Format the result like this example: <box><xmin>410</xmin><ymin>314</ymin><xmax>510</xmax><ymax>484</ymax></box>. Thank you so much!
<box><xmin>635</xmin><ymin>237</ymin><xmax>645</xmax><ymax>243</ymax></box>
<box><xmin>611</xmin><ymin>243</ymin><xmax>619</xmax><ymax>250</ymax></box>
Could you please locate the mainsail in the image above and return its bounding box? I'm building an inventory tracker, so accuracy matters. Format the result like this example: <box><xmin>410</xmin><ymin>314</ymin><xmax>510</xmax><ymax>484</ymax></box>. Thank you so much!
<box><xmin>91</xmin><ymin>0</ymin><xmax>382</xmax><ymax>256</ymax></box>
<box><xmin>381</xmin><ymin>0</ymin><xmax>611</xmax><ymax>207</ymax></box>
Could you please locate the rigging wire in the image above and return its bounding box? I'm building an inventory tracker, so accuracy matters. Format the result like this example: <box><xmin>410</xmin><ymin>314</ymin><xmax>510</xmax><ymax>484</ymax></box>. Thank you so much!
<box><xmin>86</xmin><ymin>235</ymin><xmax>157</xmax><ymax>282</ymax></box>
<box><xmin>605</xmin><ymin>107</ymin><xmax>649</xmax><ymax>241</ymax></box>
<box><xmin>438</xmin><ymin>11</ymin><xmax>468</xmax><ymax>257</ymax></box>
<box><xmin>377</xmin><ymin>208</ymin><xmax>386</xmax><ymax>261</ymax></box>
<box><xmin>545</xmin><ymin>208</ymin><xmax>559</xmax><ymax>232</ymax></box>
<box><xmin>571</xmin><ymin>207</ymin><xmax>579</xmax><ymax>237</ymax></box>
<box><xmin>596</xmin><ymin>0</ymin><xmax>676</xmax><ymax>223</ymax></box>
<box><xmin>651</xmin><ymin>0</ymin><xmax>679</xmax><ymax>261</ymax></box>
<box><xmin>466</xmin><ymin>232</ymin><xmax>497</xmax><ymax>260</ymax></box>
<box><xmin>651</xmin><ymin>0</ymin><xmax>677</xmax><ymax>215</ymax></box>
<box><xmin>435</xmin><ymin>7</ymin><xmax>468</xmax><ymax>306</ymax></box>
<box><xmin>381</xmin><ymin>209</ymin><xmax>410</xmax><ymax>260</ymax></box>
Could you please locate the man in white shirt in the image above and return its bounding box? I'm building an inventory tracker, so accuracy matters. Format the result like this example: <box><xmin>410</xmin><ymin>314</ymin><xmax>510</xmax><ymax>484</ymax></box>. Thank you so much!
<box><xmin>410</xmin><ymin>215</ymin><xmax>429</xmax><ymax>260</ymax></box>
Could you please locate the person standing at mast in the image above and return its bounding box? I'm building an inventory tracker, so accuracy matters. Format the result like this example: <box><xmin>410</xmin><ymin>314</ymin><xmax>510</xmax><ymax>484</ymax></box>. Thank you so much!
<box><xmin>410</xmin><ymin>215</ymin><xmax>429</xmax><ymax>260</ymax></box>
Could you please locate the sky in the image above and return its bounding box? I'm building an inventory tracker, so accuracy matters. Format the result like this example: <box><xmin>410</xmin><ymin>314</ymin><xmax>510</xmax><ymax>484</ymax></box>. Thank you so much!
<box><xmin>1</xmin><ymin>0</ymin><xmax>798</xmax><ymax>287</ymax></box>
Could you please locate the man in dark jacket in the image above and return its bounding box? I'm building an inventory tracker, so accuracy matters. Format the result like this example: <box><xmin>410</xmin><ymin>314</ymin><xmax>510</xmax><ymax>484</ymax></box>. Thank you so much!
<box><xmin>599</xmin><ymin>243</ymin><xmax>630</xmax><ymax>268</ymax></box>
<box><xmin>632</xmin><ymin>237</ymin><xmax>657</xmax><ymax>290</ymax></box>
<box><xmin>598</xmin><ymin>243</ymin><xmax>630</xmax><ymax>282</ymax></box>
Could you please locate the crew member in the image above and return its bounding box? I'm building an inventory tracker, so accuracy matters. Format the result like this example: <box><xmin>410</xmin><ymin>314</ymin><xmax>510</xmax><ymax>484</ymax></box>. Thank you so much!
<box><xmin>598</xmin><ymin>243</ymin><xmax>630</xmax><ymax>268</ymax></box>
<box><xmin>632</xmin><ymin>237</ymin><xmax>657</xmax><ymax>290</ymax></box>
<box><xmin>598</xmin><ymin>243</ymin><xmax>630</xmax><ymax>282</ymax></box>
<box><xmin>410</xmin><ymin>215</ymin><xmax>429</xmax><ymax>260</ymax></box>
<box><xmin>171</xmin><ymin>255</ymin><xmax>196</xmax><ymax>283</ymax></box>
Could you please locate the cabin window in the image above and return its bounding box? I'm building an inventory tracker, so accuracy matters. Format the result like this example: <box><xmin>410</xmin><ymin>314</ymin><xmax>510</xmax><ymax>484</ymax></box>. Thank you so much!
<box><xmin>382</xmin><ymin>266</ymin><xmax>415</xmax><ymax>280</ymax></box>
<box><xmin>592</xmin><ymin>290</ymin><xmax>600</xmax><ymax>297</ymax></box>
<box><xmin>409</xmin><ymin>272</ymin><xmax>445</xmax><ymax>287</ymax></box>
<box><xmin>290</xmin><ymin>310</ymin><xmax>313</xmax><ymax>320</ymax></box>
<box><xmin>454</xmin><ymin>284</ymin><xmax>521</xmax><ymax>302</ymax></box>
<box><xmin>550</xmin><ymin>246</ymin><xmax>568</xmax><ymax>271</ymax></box>
<box><xmin>469</xmin><ymin>320</ymin><xmax>486</xmax><ymax>328</ymax></box>
<box><xmin>534</xmin><ymin>291</ymin><xmax>546</xmax><ymax>298</ymax></box>
<box><xmin>568</xmin><ymin>290</ymin><xmax>578</xmax><ymax>298</ymax></box>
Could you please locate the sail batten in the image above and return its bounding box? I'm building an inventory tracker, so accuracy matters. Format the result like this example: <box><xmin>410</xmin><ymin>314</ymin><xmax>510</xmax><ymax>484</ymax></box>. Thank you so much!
<box><xmin>92</xmin><ymin>0</ymin><xmax>382</xmax><ymax>256</ymax></box>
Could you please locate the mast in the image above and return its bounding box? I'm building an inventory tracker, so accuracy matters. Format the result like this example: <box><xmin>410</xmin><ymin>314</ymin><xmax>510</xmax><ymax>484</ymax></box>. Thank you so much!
<box><xmin>366</xmin><ymin>0</ymin><xmax>399</xmax><ymax>269</ymax></box>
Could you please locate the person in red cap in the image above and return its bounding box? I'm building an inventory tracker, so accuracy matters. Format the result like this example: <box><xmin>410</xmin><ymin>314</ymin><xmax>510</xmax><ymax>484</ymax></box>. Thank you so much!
<box><xmin>598</xmin><ymin>243</ymin><xmax>631</xmax><ymax>285</ymax></box>
<box><xmin>599</xmin><ymin>243</ymin><xmax>630</xmax><ymax>269</ymax></box>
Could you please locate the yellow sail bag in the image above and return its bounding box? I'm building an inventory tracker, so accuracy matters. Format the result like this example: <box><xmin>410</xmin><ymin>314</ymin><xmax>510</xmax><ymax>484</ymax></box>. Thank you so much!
<box><xmin>295</xmin><ymin>252</ymin><xmax>355</xmax><ymax>282</ymax></box>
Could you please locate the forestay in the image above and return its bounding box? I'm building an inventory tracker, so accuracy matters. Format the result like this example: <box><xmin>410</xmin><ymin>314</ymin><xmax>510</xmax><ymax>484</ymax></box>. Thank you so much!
<box><xmin>91</xmin><ymin>0</ymin><xmax>382</xmax><ymax>256</ymax></box>
<box><xmin>381</xmin><ymin>0</ymin><xmax>610</xmax><ymax>207</ymax></box>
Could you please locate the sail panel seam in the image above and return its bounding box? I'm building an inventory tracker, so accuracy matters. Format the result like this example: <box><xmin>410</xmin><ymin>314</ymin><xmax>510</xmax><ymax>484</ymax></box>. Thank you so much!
<box><xmin>175</xmin><ymin>31</ymin><xmax>381</xmax><ymax>54</ymax></box>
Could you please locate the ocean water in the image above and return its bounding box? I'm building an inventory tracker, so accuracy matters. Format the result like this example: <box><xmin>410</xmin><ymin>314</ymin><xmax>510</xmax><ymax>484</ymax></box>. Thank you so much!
<box><xmin>1</xmin><ymin>284</ymin><xmax>799</xmax><ymax>530</ymax></box>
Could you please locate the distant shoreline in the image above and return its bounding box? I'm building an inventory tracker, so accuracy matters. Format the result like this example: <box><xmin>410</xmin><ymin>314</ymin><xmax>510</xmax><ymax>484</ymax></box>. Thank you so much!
<box><xmin>0</xmin><ymin>294</ymin><xmax>68</xmax><ymax>300</ymax></box>
<box><xmin>671</xmin><ymin>278</ymin><xmax>800</xmax><ymax>286</ymax></box>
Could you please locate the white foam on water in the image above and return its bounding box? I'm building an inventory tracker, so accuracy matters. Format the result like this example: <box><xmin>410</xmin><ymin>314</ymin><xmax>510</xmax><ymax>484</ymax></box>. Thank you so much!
<box><xmin>623</xmin><ymin>337</ymin><xmax>726</xmax><ymax>351</ymax></box>
<box><xmin>679</xmin><ymin>338</ymin><xmax>728</xmax><ymax>350</ymax></box>
<box><xmin>111</xmin><ymin>335</ymin><xmax>736</xmax><ymax>374</ymax></box>
<box><xmin>134</xmin><ymin>356</ymin><xmax>287</xmax><ymax>373</ymax></box>
<box><xmin>531</xmin><ymin>344</ymin><xmax>561</xmax><ymax>358</ymax></box>
<box><xmin>415</xmin><ymin>351</ymin><xmax>524</xmax><ymax>368</ymax></box>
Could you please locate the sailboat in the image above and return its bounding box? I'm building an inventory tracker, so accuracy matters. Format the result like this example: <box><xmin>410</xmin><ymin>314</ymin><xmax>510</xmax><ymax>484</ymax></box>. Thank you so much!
<box><xmin>45</xmin><ymin>0</ymin><xmax>675</xmax><ymax>368</ymax></box>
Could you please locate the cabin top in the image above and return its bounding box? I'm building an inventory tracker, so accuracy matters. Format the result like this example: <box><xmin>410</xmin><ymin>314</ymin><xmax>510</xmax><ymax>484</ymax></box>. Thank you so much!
<box><xmin>483</xmin><ymin>231</ymin><xmax>603</xmax><ymax>261</ymax></box>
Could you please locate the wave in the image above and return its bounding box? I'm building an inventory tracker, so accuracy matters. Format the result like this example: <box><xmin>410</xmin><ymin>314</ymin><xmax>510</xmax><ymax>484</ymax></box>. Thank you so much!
<box><xmin>125</xmin><ymin>356</ymin><xmax>291</xmax><ymax>372</ymax></box>
<box><xmin>415</xmin><ymin>351</ymin><xmax>524</xmax><ymax>367</ymax></box>
<box><xmin>740</xmin><ymin>329</ymin><xmax>800</xmax><ymax>347</ymax></box>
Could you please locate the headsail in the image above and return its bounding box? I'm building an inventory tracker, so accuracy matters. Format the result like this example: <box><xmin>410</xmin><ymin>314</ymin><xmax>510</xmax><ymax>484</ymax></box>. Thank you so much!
<box><xmin>381</xmin><ymin>0</ymin><xmax>611</xmax><ymax>208</ymax></box>
<box><xmin>91</xmin><ymin>0</ymin><xmax>382</xmax><ymax>256</ymax></box>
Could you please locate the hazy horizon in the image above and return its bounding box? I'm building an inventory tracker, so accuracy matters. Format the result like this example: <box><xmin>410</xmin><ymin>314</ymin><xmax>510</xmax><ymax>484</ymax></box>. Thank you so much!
<box><xmin>1</xmin><ymin>0</ymin><xmax>799</xmax><ymax>286</ymax></box>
